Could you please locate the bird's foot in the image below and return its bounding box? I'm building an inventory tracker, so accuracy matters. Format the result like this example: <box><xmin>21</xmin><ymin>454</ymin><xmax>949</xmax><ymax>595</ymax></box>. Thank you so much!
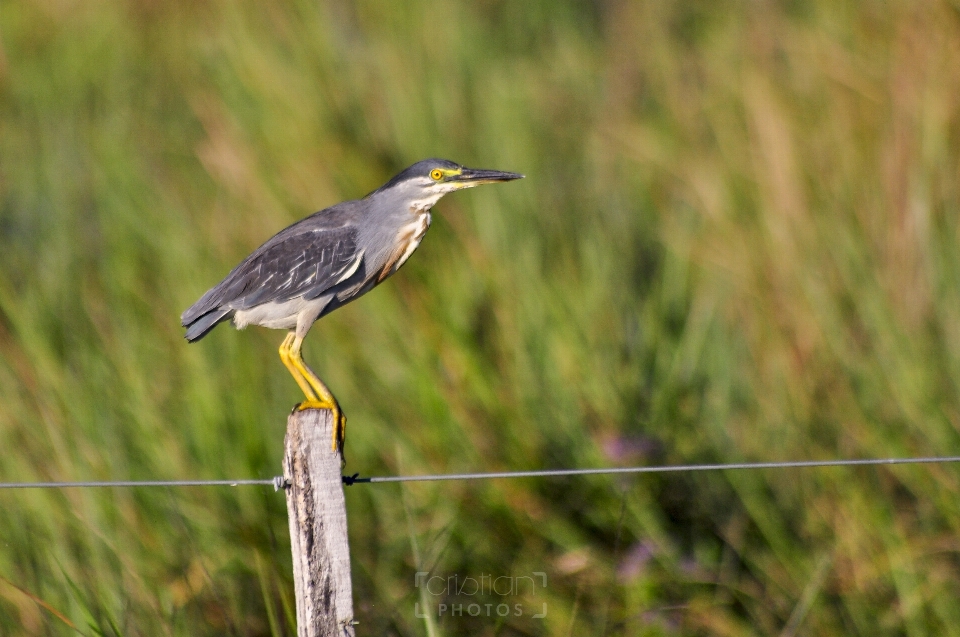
<box><xmin>295</xmin><ymin>400</ymin><xmax>347</xmax><ymax>458</ymax></box>
<box><xmin>294</xmin><ymin>399</ymin><xmax>334</xmax><ymax>411</ymax></box>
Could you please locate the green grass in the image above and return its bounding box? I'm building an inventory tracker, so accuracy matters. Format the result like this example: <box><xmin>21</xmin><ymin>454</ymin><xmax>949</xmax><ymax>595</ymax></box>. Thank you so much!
<box><xmin>2</xmin><ymin>0</ymin><xmax>960</xmax><ymax>634</ymax></box>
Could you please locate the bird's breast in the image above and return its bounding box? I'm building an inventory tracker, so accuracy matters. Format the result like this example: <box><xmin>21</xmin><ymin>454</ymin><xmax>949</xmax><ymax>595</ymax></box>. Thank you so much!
<box><xmin>377</xmin><ymin>211</ymin><xmax>432</xmax><ymax>283</ymax></box>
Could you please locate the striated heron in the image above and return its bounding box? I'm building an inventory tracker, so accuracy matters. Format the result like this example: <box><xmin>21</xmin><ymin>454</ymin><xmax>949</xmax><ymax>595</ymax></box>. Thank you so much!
<box><xmin>181</xmin><ymin>159</ymin><xmax>523</xmax><ymax>452</ymax></box>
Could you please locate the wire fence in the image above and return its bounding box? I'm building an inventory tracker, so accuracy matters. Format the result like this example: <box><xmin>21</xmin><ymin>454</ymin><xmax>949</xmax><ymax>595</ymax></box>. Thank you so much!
<box><xmin>2</xmin><ymin>455</ymin><xmax>959</xmax><ymax>490</ymax></box>
<box><xmin>0</xmin><ymin>479</ymin><xmax>280</xmax><ymax>490</ymax></box>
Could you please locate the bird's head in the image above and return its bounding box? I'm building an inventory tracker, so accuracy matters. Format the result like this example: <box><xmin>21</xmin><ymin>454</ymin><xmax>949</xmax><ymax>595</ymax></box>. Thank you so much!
<box><xmin>369</xmin><ymin>158</ymin><xmax>523</xmax><ymax>211</ymax></box>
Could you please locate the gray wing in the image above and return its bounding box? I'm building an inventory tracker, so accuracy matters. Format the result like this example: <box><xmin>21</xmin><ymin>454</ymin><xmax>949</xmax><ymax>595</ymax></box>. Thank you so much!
<box><xmin>182</xmin><ymin>225</ymin><xmax>360</xmax><ymax>327</ymax></box>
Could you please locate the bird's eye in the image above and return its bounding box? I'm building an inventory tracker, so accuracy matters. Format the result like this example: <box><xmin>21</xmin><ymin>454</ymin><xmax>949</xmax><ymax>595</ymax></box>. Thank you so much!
<box><xmin>430</xmin><ymin>169</ymin><xmax>443</xmax><ymax>181</ymax></box>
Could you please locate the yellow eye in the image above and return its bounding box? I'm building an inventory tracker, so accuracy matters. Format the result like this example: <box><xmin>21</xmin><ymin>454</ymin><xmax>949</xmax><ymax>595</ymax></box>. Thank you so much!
<box><xmin>430</xmin><ymin>169</ymin><xmax>443</xmax><ymax>181</ymax></box>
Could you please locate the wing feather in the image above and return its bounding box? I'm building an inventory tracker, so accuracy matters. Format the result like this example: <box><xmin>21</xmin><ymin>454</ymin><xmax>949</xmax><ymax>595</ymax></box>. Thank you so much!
<box><xmin>181</xmin><ymin>224</ymin><xmax>361</xmax><ymax>325</ymax></box>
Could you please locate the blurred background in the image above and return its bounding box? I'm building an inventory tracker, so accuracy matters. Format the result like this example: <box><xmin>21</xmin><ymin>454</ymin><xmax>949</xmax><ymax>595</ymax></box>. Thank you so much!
<box><xmin>2</xmin><ymin>0</ymin><xmax>960</xmax><ymax>634</ymax></box>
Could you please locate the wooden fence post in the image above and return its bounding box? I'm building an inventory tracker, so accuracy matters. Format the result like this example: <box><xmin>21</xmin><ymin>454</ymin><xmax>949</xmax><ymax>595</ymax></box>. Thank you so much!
<box><xmin>283</xmin><ymin>409</ymin><xmax>356</xmax><ymax>637</ymax></box>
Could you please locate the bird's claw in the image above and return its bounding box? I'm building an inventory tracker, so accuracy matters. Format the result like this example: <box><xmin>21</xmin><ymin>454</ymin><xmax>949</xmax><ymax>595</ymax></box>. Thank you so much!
<box><xmin>332</xmin><ymin>411</ymin><xmax>347</xmax><ymax>458</ymax></box>
<box><xmin>292</xmin><ymin>400</ymin><xmax>347</xmax><ymax>460</ymax></box>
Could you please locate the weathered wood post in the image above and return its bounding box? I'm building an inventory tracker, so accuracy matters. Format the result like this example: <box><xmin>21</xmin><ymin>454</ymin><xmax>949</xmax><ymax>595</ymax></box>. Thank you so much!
<box><xmin>282</xmin><ymin>409</ymin><xmax>356</xmax><ymax>637</ymax></box>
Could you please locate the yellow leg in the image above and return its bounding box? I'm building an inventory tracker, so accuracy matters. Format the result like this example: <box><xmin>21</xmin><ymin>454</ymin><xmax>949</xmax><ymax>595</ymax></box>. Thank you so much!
<box><xmin>288</xmin><ymin>335</ymin><xmax>346</xmax><ymax>453</ymax></box>
<box><xmin>279</xmin><ymin>332</ymin><xmax>318</xmax><ymax>402</ymax></box>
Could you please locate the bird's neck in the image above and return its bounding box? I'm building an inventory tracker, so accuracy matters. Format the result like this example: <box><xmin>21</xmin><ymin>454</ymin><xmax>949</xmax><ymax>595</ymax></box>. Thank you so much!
<box><xmin>408</xmin><ymin>192</ymin><xmax>445</xmax><ymax>214</ymax></box>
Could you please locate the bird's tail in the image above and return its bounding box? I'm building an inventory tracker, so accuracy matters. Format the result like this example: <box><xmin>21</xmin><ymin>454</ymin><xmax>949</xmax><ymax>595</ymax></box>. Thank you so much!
<box><xmin>183</xmin><ymin>308</ymin><xmax>233</xmax><ymax>342</ymax></box>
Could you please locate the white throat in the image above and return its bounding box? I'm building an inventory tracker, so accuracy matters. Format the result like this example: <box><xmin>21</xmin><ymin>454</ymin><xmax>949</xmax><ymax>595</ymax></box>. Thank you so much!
<box><xmin>408</xmin><ymin>181</ymin><xmax>459</xmax><ymax>214</ymax></box>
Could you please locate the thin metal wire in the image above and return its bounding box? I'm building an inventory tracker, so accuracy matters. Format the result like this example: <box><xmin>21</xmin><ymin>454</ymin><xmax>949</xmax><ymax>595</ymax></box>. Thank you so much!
<box><xmin>0</xmin><ymin>479</ymin><xmax>281</xmax><ymax>490</ymax></box>
<box><xmin>343</xmin><ymin>455</ymin><xmax>960</xmax><ymax>484</ymax></box>
<box><xmin>3</xmin><ymin>456</ymin><xmax>957</xmax><ymax>490</ymax></box>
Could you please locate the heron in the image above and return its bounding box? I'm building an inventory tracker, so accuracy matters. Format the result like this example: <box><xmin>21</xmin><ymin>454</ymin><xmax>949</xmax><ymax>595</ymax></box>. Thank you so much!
<box><xmin>182</xmin><ymin>159</ymin><xmax>523</xmax><ymax>452</ymax></box>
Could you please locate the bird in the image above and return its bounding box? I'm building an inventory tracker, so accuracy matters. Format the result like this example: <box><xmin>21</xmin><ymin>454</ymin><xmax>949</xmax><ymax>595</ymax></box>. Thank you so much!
<box><xmin>181</xmin><ymin>158</ymin><xmax>523</xmax><ymax>453</ymax></box>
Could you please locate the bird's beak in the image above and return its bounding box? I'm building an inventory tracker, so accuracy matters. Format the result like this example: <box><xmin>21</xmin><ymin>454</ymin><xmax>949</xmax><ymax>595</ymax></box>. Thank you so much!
<box><xmin>451</xmin><ymin>167</ymin><xmax>524</xmax><ymax>188</ymax></box>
